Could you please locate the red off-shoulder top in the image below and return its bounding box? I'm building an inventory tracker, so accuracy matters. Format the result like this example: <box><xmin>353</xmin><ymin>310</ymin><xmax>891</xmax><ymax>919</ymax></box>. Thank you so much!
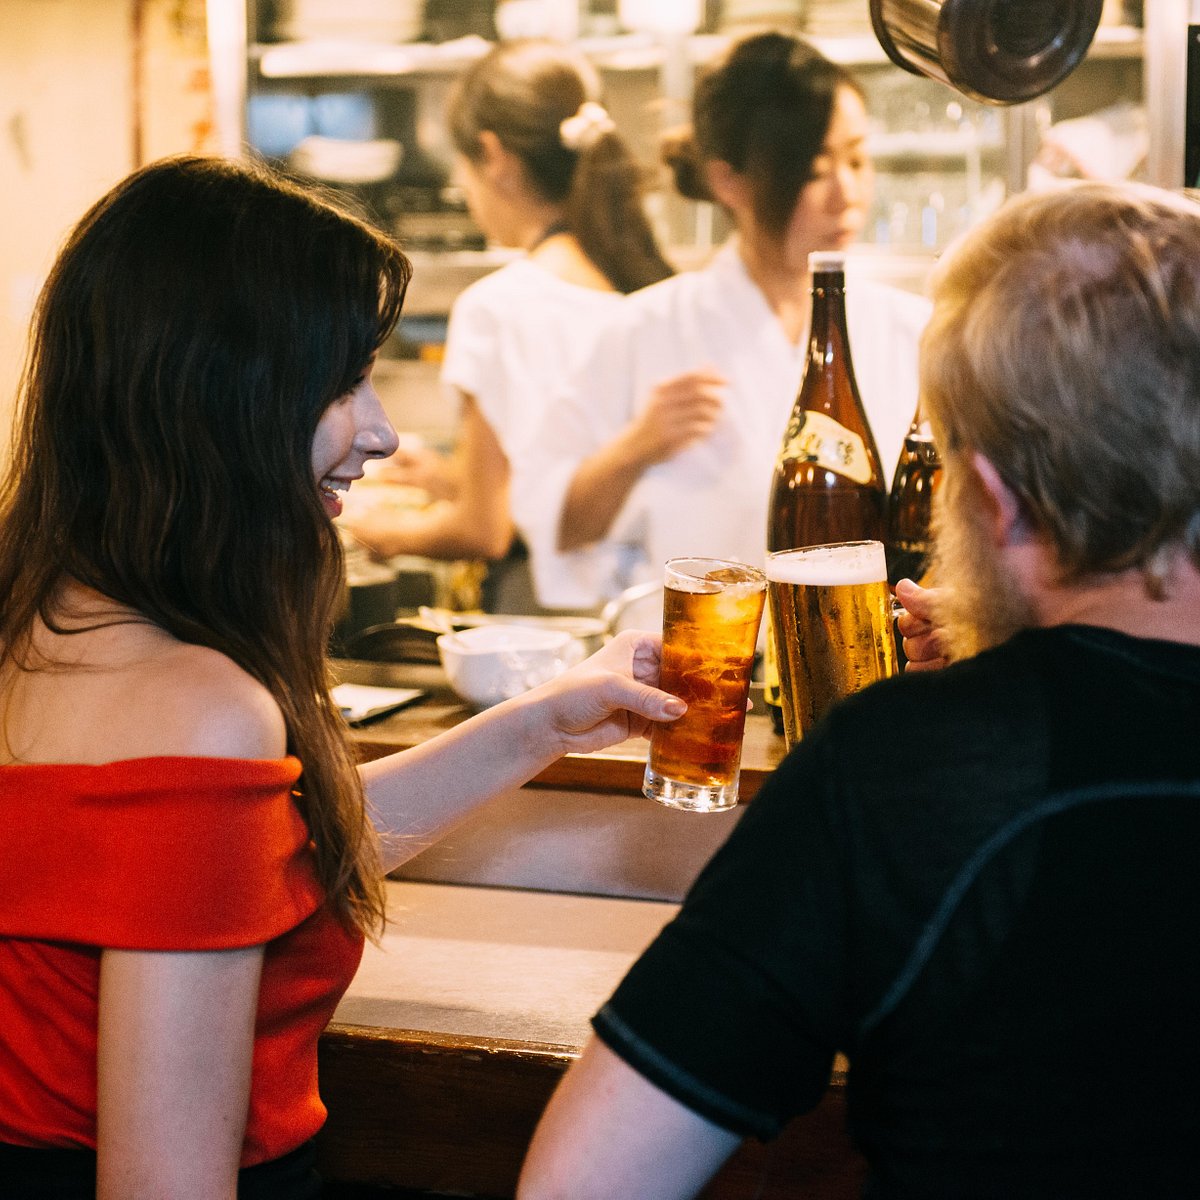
<box><xmin>0</xmin><ymin>756</ymin><xmax>364</xmax><ymax>1167</ymax></box>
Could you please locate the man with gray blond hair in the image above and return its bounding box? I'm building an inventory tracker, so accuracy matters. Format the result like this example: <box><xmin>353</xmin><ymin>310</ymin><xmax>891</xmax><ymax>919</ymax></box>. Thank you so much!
<box><xmin>517</xmin><ymin>181</ymin><xmax>1200</xmax><ymax>1200</ymax></box>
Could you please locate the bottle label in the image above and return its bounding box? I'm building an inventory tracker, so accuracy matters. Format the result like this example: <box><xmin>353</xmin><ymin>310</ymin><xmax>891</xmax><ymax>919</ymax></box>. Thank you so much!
<box><xmin>779</xmin><ymin>411</ymin><xmax>873</xmax><ymax>485</ymax></box>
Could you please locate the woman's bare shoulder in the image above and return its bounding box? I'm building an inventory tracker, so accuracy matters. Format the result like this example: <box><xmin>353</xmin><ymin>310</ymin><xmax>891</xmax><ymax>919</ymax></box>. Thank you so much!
<box><xmin>5</xmin><ymin>602</ymin><xmax>290</xmax><ymax>765</ymax></box>
<box><xmin>135</xmin><ymin>640</ymin><xmax>288</xmax><ymax>761</ymax></box>
<box><xmin>7</xmin><ymin>636</ymin><xmax>284</xmax><ymax>765</ymax></box>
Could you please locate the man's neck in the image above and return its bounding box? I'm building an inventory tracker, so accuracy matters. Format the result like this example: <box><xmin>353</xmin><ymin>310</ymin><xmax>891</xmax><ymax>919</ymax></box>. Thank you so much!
<box><xmin>1030</xmin><ymin>550</ymin><xmax>1200</xmax><ymax>647</ymax></box>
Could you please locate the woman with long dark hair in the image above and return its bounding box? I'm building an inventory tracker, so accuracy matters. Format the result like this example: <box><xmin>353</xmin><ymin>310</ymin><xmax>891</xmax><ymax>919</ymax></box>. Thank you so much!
<box><xmin>0</xmin><ymin>154</ymin><xmax>680</xmax><ymax>1199</ymax></box>
<box><xmin>339</xmin><ymin>39</ymin><xmax>672</xmax><ymax>603</ymax></box>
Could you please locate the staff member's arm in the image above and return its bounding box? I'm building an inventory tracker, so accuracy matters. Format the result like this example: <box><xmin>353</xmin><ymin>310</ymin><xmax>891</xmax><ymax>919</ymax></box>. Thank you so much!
<box><xmin>517</xmin><ymin>1036</ymin><xmax>742</xmax><ymax>1200</ymax></box>
<box><xmin>557</xmin><ymin>369</ymin><xmax>726</xmax><ymax>551</ymax></box>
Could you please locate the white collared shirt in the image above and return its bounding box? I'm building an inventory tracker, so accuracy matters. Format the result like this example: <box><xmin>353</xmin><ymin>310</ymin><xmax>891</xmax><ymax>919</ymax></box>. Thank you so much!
<box><xmin>442</xmin><ymin>257</ymin><xmax>624</xmax><ymax>465</ymax></box>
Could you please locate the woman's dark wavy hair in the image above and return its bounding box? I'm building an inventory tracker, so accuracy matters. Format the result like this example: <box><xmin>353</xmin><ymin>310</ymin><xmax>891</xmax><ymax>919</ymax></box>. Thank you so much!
<box><xmin>0</xmin><ymin>155</ymin><xmax>411</xmax><ymax>935</ymax></box>
<box><xmin>449</xmin><ymin>39</ymin><xmax>673</xmax><ymax>294</ymax></box>
<box><xmin>662</xmin><ymin>31</ymin><xmax>861</xmax><ymax>238</ymax></box>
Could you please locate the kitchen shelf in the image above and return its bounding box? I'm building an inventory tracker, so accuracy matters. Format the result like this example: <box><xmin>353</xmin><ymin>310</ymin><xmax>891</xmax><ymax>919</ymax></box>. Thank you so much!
<box><xmin>255</xmin><ymin>35</ymin><xmax>491</xmax><ymax>78</ymax></box>
<box><xmin>868</xmin><ymin>130</ymin><xmax>1004</xmax><ymax>160</ymax></box>
<box><xmin>252</xmin><ymin>24</ymin><xmax>1144</xmax><ymax>81</ymax></box>
<box><xmin>228</xmin><ymin>4</ymin><xmax>1147</xmax><ymax>263</ymax></box>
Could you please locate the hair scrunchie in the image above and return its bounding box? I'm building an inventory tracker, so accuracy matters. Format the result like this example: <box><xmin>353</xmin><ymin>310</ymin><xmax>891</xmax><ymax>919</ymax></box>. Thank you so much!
<box><xmin>559</xmin><ymin>101</ymin><xmax>616</xmax><ymax>151</ymax></box>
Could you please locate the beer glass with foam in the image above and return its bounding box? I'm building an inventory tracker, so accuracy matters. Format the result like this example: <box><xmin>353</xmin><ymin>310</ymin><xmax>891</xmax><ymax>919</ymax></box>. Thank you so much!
<box><xmin>767</xmin><ymin>540</ymin><xmax>898</xmax><ymax>750</ymax></box>
<box><xmin>643</xmin><ymin>557</ymin><xmax>766</xmax><ymax>812</ymax></box>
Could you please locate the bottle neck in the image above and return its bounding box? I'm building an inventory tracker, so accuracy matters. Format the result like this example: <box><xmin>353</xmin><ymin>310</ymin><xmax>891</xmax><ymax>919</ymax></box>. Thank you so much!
<box><xmin>904</xmin><ymin>412</ymin><xmax>940</xmax><ymax>463</ymax></box>
<box><xmin>808</xmin><ymin>270</ymin><xmax>849</xmax><ymax>359</ymax></box>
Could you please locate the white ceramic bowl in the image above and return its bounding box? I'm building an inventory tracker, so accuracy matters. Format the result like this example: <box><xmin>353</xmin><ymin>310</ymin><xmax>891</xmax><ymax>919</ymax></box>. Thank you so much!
<box><xmin>437</xmin><ymin>624</ymin><xmax>586</xmax><ymax>709</ymax></box>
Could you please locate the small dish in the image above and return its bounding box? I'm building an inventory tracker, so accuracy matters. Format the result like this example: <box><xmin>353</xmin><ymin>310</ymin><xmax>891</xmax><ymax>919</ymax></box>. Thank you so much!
<box><xmin>437</xmin><ymin>624</ymin><xmax>585</xmax><ymax>709</ymax></box>
<box><xmin>331</xmin><ymin>683</ymin><xmax>425</xmax><ymax>726</ymax></box>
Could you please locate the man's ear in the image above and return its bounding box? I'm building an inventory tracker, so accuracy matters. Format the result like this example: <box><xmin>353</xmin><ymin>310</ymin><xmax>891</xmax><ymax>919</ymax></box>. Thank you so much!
<box><xmin>971</xmin><ymin>452</ymin><xmax>1027</xmax><ymax>547</ymax></box>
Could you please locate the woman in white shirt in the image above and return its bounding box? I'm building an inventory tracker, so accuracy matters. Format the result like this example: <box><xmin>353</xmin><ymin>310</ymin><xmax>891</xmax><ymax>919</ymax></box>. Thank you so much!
<box><xmin>340</xmin><ymin>39</ymin><xmax>672</xmax><ymax>598</ymax></box>
<box><xmin>514</xmin><ymin>32</ymin><xmax>930</xmax><ymax>613</ymax></box>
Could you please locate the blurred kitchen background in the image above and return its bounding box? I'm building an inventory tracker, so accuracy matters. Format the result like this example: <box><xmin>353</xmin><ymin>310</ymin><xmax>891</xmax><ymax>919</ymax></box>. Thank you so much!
<box><xmin>0</xmin><ymin>0</ymin><xmax>1187</xmax><ymax>471</ymax></box>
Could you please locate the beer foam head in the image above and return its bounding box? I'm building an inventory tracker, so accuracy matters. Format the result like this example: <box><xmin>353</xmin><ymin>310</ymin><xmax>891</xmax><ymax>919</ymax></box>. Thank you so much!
<box><xmin>766</xmin><ymin>541</ymin><xmax>886</xmax><ymax>587</ymax></box>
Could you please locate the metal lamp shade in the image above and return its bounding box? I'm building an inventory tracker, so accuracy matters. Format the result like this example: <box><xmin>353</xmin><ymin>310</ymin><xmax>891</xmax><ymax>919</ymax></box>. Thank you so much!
<box><xmin>869</xmin><ymin>0</ymin><xmax>1104</xmax><ymax>105</ymax></box>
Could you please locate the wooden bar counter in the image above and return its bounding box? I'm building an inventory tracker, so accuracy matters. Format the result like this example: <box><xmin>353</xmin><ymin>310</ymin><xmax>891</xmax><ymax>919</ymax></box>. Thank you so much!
<box><xmin>317</xmin><ymin>660</ymin><xmax>865</xmax><ymax>1197</ymax></box>
<box><xmin>318</xmin><ymin>881</ymin><xmax>863</xmax><ymax>1199</ymax></box>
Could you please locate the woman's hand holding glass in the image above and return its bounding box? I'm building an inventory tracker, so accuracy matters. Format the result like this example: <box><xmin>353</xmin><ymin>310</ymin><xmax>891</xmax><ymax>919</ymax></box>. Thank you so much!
<box><xmin>519</xmin><ymin>630</ymin><xmax>686</xmax><ymax>757</ymax></box>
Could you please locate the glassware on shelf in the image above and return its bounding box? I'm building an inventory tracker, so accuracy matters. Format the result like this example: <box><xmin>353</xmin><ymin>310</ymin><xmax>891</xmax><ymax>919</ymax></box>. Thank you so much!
<box><xmin>719</xmin><ymin>0</ymin><xmax>805</xmax><ymax>33</ymax></box>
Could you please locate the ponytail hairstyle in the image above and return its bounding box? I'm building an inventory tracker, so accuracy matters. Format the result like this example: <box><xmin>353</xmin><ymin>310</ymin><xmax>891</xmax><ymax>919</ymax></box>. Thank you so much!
<box><xmin>663</xmin><ymin>31</ymin><xmax>862</xmax><ymax>238</ymax></box>
<box><xmin>448</xmin><ymin>38</ymin><xmax>673</xmax><ymax>294</ymax></box>
<box><xmin>0</xmin><ymin>156</ymin><xmax>412</xmax><ymax>936</ymax></box>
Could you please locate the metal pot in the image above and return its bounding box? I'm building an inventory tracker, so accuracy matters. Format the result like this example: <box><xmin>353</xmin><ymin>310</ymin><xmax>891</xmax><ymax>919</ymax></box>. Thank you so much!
<box><xmin>869</xmin><ymin>0</ymin><xmax>1103</xmax><ymax>105</ymax></box>
<box><xmin>333</xmin><ymin>560</ymin><xmax>403</xmax><ymax>656</ymax></box>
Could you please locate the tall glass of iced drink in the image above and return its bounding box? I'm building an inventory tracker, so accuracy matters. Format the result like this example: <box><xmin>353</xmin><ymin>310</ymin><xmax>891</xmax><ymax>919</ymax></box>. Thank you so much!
<box><xmin>643</xmin><ymin>557</ymin><xmax>766</xmax><ymax>812</ymax></box>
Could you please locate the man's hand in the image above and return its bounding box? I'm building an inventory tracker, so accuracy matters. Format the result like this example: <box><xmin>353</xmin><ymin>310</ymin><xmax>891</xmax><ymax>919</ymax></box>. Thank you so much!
<box><xmin>894</xmin><ymin>578</ymin><xmax>951</xmax><ymax>672</ymax></box>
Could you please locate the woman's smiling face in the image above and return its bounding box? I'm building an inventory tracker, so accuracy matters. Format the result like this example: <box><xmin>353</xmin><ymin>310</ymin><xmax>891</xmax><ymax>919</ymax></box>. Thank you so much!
<box><xmin>311</xmin><ymin>360</ymin><xmax>399</xmax><ymax>518</ymax></box>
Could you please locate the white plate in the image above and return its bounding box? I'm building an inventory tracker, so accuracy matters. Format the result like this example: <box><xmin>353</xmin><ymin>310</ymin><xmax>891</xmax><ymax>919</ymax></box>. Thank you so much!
<box><xmin>332</xmin><ymin>683</ymin><xmax>425</xmax><ymax>724</ymax></box>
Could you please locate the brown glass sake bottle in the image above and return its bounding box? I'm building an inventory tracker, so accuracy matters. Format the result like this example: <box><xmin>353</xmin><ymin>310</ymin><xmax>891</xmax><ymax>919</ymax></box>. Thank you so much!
<box><xmin>763</xmin><ymin>251</ymin><xmax>887</xmax><ymax>733</ymax></box>
<box><xmin>768</xmin><ymin>251</ymin><xmax>887</xmax><ymax>554</ymax></box>
<box><xmin>885</xmin><ymin>411</ymin><xmax>943</xmax><ymax>586</ymax></box>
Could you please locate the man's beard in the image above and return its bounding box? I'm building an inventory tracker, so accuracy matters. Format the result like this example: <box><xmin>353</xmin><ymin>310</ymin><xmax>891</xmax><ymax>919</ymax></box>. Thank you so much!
<box><xmin>929</xmin><ymin>461</ymin><xmax>1036</xmax><ymax>662</ymax></box>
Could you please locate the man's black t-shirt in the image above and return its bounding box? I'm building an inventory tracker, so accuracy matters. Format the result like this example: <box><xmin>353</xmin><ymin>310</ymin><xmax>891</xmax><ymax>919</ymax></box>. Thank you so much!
<box><xmin>594</xmin><ymin>625</ymin><xmax>1200</xmax><ymax>1198</ymax></box>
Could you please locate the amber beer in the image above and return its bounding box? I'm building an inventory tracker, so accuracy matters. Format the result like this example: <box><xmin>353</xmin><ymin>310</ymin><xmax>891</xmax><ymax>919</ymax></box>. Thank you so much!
<box><xmin>767</xmin><ymin>541</ymin><xmax>897</xmax><ymax>750</ymax></box>
<box><xmin>643</xmin><ymin>557</ymin><xmax>766</xmax><ymax>812</ymax></box>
